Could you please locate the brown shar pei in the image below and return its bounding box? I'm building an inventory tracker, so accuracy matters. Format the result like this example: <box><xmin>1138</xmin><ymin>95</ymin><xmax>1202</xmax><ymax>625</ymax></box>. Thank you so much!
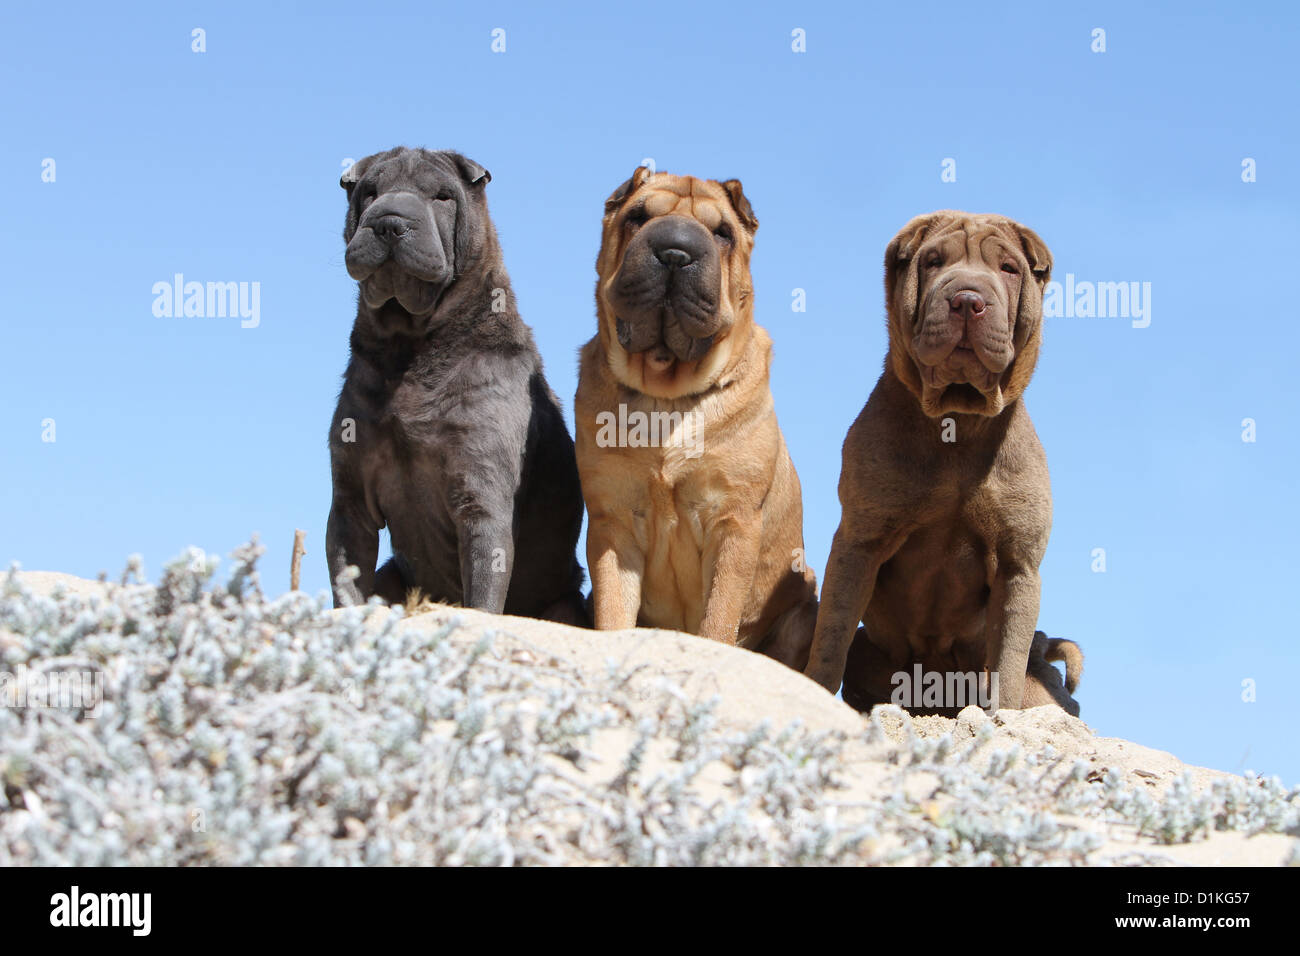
<box><xmin>805</xmin><ymin>211</ymin><xmax>1054</xmax><ymax>712</ymax></box>
<box><xmin>574</xmin><ymin>168</ymin><xmax>818</xmax><ymax>668</ymax></box>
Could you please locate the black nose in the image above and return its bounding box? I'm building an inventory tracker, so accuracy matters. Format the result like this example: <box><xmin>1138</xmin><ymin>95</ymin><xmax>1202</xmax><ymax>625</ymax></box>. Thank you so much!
<box><xmin>645</xmin><ymin>215</ymin><xmax>710</xmax><ymax>269</ymax></box>
<box><xmin>655</xmin><ymin>247</ymin><xmax>693</xmax><ymax>268</ymax></box>
<box><xmin>370</xmin><ymin>215</ymin><xmax>410</xmax><ymax>243</ymax></box>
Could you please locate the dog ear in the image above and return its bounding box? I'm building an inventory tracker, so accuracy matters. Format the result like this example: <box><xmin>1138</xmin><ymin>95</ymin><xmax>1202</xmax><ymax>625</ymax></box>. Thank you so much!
<box><xmin>455</xmin><ymin>154</ymin><xmax>492</xmax><ymax>187</ymax></box>
<box><xmin>884</xmin><ymin>213</ymin><xmax>939</xmax><ymax>273</ymax></box>
<box><xmin>719</xmin><ymin>179</ymin><xmax>759</xmax><ymax>234</ymax></box>
<box><xmin>339</xmin><ymin>156</ymin><xmax>373</xmax><ymax>196</ymax></box>
<box><xmin>883</xmin><ymin>213</ymin><xmax>948</xmax><ymax>401</ymax></box>
<box><xmin>1014</xmin><ymin>223</ymin><xmax>1052</xmax><ymax>284</ymax></box>
<box><xmin>603</xmin><ymin>166</ymin><xmax>652</xmax><ymax>215</ymax></box>
<box><xmin>884</xmin><ymin>213</ymin><xmax>945</xmax><ymax>318</ymax></box>
<box><xmin>1001</xmin><ymin>218</ymin><xmax>1052</xmax><ymax>406</ymax></box>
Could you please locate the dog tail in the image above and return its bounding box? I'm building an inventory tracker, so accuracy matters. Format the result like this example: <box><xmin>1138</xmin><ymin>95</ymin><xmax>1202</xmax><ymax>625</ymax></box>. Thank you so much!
<box><xmin>1038</xmin><ymin>634</ymin><xmax>1084</xmax><ymax>693</ymax></box>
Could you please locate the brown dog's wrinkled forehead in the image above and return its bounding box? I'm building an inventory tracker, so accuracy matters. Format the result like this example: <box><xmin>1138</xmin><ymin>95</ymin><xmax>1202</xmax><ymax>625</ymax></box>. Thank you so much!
<box><xmin>604</xmin><ymin>169</ymin><xmax>758</xmax><ymax>235</ymax></box>
<box><xmin>894</xmin><ymin>210</ymin><xmax>1051</xmax><ymax>277</ymax></box>
<box><xmin>912</xmin><ymin>212</ymin><xmax>1022</xmax><ymax>252</ymax></box>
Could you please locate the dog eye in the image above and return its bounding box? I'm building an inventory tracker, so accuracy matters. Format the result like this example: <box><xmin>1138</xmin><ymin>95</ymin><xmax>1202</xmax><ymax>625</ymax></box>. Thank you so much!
<box><xmin>434</xmin><ymin>191</ymin><xmax>455</xmax><ymax>202</ymax></box>
<box><xmin>924</xmin><ymin>255</ymin><xmax>942</xmax><ymax>269</ymax></box>
<box><xmin>713</xmin><ymin>224</ymin><xmax>733</xmax><ymax>243</ymax></box>
<box><xmin>1000</xmin><ymin>263</ymin><xmax>1019</xmax><ymax>275</ymax></box>
<box><xmin>624</xmin><ymin>207</ymin><xmax>648</xmax><ymax>228</ymax></box>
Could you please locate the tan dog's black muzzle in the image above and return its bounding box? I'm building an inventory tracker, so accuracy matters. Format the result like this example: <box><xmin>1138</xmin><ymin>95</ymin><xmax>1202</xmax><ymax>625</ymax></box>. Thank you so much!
<box><xmin>645</xmin><ymin>215</ymin><xmax>712</xmax><ymax>269</ymax></box>
<box><xmin>608</xmin><ymin>214</ymin><xmax>724</xmax><ymax>362</ymax></box>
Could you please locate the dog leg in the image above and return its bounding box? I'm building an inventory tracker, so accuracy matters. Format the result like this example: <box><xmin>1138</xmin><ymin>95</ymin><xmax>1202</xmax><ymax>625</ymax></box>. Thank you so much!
<box><xmin>805</xmin><ymin>526</ymin><xmax>895</xmax><ymax>693</ymax></box>
<box><xmin>326</xmin><ymin>498</ymin><xmax>380</xmax><ymax>608</ymax></box>
<box><xmin>758</xmin><ymin>597</ymin><xmax>818</xmax><ymax>671</ymax></box>
<box><xmin>985</xmin><ymin>567</ymin><xmax>1040</xmax><ymax>710</ymax></box>
<box><xmin>841</xmin><ymin>627</ymin><xmax>904</xmax><ymax>712</ymax></box>
<box><xmin>447</xmin><ymin>437</ymin><xmax>524</xmax><ymax>614</ymax></box>
<box><xmin>698</xmin><ymin>516</ymin><xmax>762</xmax><ymax>645</ymax></box>
<box><xmin>458</xmin><ymin>520</ymin><xmax>514</xmax><ymax>615</ymax></box>
<box><xmin>587</xmin><ymin>517</ymin><xmax>643</xmax><ymax>630</ymax></box>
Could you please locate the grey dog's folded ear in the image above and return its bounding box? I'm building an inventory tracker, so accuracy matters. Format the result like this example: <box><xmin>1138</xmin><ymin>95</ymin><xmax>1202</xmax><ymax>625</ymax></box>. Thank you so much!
<box><xmin>342</xmin><ymin>151</ymin><xmax>492</xmax><ymax>194</ymax></box>
<box><xmin>340</xmin><ymin>156</ymin><xmax>373</xmax><ymax>196</ymax></box>
<box><xmin>454</xmin><ymin>154</ymin><xmax>492</xmax><ymax>187</ymax></box>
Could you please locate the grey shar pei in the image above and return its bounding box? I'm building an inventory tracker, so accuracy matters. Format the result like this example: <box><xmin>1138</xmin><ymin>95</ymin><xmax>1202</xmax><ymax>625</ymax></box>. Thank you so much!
<box><xmin>326</xmin><ymin>147</ymin><xmax>585</xmax><ymax>623</ymax></box>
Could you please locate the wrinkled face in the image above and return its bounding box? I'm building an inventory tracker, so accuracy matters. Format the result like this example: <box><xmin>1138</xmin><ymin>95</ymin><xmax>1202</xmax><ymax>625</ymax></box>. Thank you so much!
<box><xmin>886</xmin><ymin>212</ymin><xmax>1052</xmax><ymax>417</ymax></box>
<box><xmin>597</xmin><ymin>169</ymin><xmax>758</xmax><ymax>397</ymax></box>
<box><xmin>342</xmin><ymin>147</ymin><xmax>490</xmax><ymax>330</ymax></box>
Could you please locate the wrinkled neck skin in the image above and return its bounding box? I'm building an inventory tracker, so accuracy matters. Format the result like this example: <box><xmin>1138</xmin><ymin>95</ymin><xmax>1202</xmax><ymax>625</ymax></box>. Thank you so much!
<box><xmin>600</xmin><ymin>305</ymin><xmax>763</xmax><ymax>414</ymax></box>
<box><xmin>880</xmin><ymin>359</ymin><xmax>1019</xmax><ymax>444</ymax></box>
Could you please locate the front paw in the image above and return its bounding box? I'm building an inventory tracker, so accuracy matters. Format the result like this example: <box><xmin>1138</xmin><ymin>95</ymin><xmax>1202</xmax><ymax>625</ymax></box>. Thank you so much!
<box><xmin>698</xmin><ymin>617</ymin><xmax>741</xmax><ymax>646</ymax></box>
<box><xmin>803</xmin><ymin>660</ymin><xmax>843</xmax><ymax>694</ymax></box>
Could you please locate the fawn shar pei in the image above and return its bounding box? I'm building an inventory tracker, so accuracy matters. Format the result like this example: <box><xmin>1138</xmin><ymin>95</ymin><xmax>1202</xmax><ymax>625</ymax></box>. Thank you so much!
<box><xmin>806</xmin><ymin>211</ymin><xmax>1055</xmax><ymax>712</ymax></box>
<box><xmin>574</xmin><ymin>168</ymin><xmax>818</xmax><ymax>667</ymax></box>
<box><xmin>327</xmin><ymin>147</ymin><xmax>585</xmax><ymax>621</ymax></box>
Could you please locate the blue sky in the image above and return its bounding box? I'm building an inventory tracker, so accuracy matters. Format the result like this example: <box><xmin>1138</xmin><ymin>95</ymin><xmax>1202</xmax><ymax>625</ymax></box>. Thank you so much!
<box><xmin>2</xmin><ymin>1</ymin><xmax>1296</xmax><ymax>782</ymax></box>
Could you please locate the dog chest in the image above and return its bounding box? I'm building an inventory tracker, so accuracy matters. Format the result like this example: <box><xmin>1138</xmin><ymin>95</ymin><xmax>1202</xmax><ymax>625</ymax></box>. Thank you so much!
<box><xmin>615</xmin><ymin>460</ymin><xmax>721</xmax><ymax>630</ymax></box>
<box><xmin>627</xmin><ymin>458</ymin><xmax>721</xmax><ymax>553</ymax></box>
<box><xmin>871</xmin><ymin>518</ymin><xmax>990</xmax><ymax>643</ymax></box>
